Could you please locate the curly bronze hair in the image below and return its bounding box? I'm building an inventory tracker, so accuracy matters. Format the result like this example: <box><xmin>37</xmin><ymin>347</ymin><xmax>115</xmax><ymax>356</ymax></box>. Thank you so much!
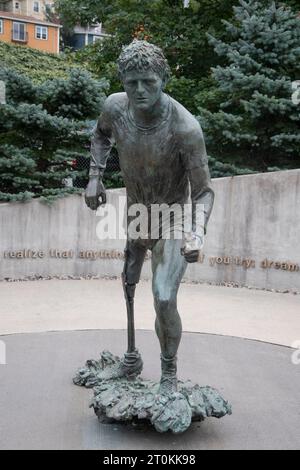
<box><xmin>117</xmin><ymin>40</ymin><xmax>171</xmax><ymax>83</ymax></box>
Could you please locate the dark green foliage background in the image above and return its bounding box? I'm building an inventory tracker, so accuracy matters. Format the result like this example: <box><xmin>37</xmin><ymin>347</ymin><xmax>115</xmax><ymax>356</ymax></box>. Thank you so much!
<box><xmin>0</xmin><ymin>0</ymin><xmax>299</xmax><ymax>203</ymax></box>
<box><xmin>0</xmin><ymin>67</ymin><xmax>108</xmax><ymax>202</ymax></box>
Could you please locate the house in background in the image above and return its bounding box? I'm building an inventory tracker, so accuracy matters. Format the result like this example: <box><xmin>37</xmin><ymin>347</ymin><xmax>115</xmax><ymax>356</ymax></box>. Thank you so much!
<box><xmin>65</xmin><ymin>22</ymin><xmax>110</xmax><ymax>50</ymax></box>
<box><xmin>0</xmin><ymin>0</ymin><xmax>60</xmax><ymax>53</ymax></box>
<box><xmin>0</xmin><ymin>0</ymin><xmax>55</xmax><ymax>20</ymax></box>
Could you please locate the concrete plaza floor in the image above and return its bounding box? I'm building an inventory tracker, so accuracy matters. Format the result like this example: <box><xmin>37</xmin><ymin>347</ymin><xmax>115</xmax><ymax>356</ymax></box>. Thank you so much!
<box><xmin>0</xmin><ymin>278</ymin><xmax>299</xmax><ymax>346</ymax></box>
<box><xmin>0</xmin><ymin>329</ymin><xmax>300</xmax><ymax>450</ymax></box>
<box><xmin>0</xmin><ymin>279</ymin><xmax>300</xmax><ymax>450</ymax></box>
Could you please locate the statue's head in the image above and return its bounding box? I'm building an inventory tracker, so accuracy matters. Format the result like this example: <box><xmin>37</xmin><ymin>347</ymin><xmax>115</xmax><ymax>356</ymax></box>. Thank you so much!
<box><xmin>117</xmin><ymin>40</ymin><xmax>171</xmax><ymax>111</ymax></box>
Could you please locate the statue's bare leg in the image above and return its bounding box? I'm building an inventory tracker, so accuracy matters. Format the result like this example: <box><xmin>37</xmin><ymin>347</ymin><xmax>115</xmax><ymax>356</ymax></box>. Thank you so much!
<box><xmin>97</xmin><ymin>239</ymin><xmax>147</xmax><ymax>380</ymax></box>
<box><xmin>151</xmin><ymin>238</ymin><xmax>187</xmax><ymax>395</ymax></box>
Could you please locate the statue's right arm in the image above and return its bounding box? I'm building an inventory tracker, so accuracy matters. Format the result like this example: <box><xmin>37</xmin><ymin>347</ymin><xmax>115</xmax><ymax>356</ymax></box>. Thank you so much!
<box><xmin>85</xmin><ymin>98</ymin><xmax>115</xmax><ymax>211</ymax></box>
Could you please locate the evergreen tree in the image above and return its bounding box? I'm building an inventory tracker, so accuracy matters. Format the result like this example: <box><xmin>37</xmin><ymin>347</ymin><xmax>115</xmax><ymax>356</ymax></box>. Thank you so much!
<box><xmin>0</xmin><ymin>68</ymin><xmax>108</xmax><ymax>202</ymax></box>
<box><xmin>197</xmin><ymin>0</ymin><xmax>300</xmax><ymax>171</ymax></box>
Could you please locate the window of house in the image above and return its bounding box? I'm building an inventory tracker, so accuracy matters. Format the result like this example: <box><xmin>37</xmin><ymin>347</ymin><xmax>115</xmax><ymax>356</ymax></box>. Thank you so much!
<box><xmin>0</xmin><ymin>20</ymin><xmax>3</xmax><ymax>35</ymax></box>
<box><xmin>35</xmin><ymin>25</ymin><xmax>48</xmax><ymax>40</ymax></box>
<box><xmin>13</xmin><ymin>22</ymin><xmax>26</xmax><ymax>41</ymax></box>
<box><xmin>33</xmin><ymin>2</ymin><xmax>39</xmax><ymax>13</ymax></box>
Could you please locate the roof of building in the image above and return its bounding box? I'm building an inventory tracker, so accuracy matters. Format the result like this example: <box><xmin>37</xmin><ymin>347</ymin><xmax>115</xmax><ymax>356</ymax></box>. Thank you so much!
<box><xmin>0</xmin><ymin>11</ymin><xmax>62</xmax><ymax>27</ymax></box>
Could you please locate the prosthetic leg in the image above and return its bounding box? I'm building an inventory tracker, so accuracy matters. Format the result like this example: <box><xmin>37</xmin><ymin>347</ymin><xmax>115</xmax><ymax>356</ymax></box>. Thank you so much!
<box><xmin>97</xmin><ymin>240</ymin><xmax>146</xmax><ymax>380</ymax></box>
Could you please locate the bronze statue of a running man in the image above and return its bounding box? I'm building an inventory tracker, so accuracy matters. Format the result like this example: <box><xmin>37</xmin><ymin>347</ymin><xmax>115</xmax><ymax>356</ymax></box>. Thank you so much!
<box><xmin>85</xmin><ymin>40</ymin><xmax>214</xmax><ymax>396</ymax></box>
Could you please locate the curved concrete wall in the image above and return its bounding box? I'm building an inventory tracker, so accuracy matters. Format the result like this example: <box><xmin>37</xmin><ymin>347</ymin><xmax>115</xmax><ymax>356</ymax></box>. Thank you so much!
<box><xmin>0</xmin><ymin>169</ymin><xmax>299</xmax><ymax>290</ymax></box>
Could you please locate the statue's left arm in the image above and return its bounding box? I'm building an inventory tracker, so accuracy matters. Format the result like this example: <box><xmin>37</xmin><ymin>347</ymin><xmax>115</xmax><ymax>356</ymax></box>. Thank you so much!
<box><xmin>189</xmin><ymin>129</ymin><xmax>214</xmax><ymax>234</ymax></box>
<box><xmin>181</xmin><ymin>123</ymin><xmax>215</xmax><ymax>261</ymax></box>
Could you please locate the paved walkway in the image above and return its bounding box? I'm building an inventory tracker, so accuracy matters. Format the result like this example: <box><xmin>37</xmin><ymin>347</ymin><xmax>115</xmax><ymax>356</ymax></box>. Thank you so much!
<box><xmin>0</xmin><ymin>279</ymin><xmax>299</xmax><ymax>347</ymax></box>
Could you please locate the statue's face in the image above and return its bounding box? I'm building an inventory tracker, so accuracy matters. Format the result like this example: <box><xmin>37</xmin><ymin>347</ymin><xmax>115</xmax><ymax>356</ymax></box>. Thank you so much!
<box><xmin>123</xmin><ymin>69</ymin><xmax>164</xmax><ymax>111</ymax></box>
